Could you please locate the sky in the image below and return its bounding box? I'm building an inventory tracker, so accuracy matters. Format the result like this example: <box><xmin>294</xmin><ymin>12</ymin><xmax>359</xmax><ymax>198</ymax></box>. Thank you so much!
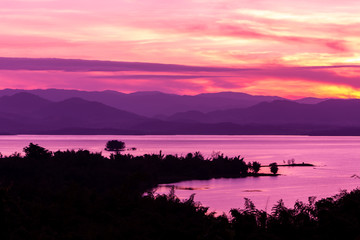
<box><xmin>1</xmin><ymin>0</ymin><xmax>360</xmax><ymax>98</ymax></box>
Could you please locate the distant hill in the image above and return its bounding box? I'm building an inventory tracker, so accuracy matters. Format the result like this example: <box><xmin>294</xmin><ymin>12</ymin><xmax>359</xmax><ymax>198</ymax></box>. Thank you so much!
<box><xmin>0</xmin><ymin>92</ymin><xmax>52</xmax><ymax>114</ymax></box>
<box><xmin>33</xmin><ymin>97</ymin><xmax>148</xmax><ymax>129</ymax></box>
<box><xmin>295</xmin><ymin>97</ymin><xmax>329</xmax><ymax>104</ymax></box>
<box><xmin>0</xmin><ymin>89</ymin><xmax>286</xmax><ymax>117</ymax></box>
<box><xmin>0</xmin><ymin>93</ymin><xmax>151</xmax><ymax>134</ymax></box>
<box><xmin>1</xmin><ymin>89</ymin><xmax>360</xmax><ymax>135</ymax></box>
<box><xmin>168</xmin><ymin>99</ymin><xmax>360</xmax><ymax>126</ymax></box>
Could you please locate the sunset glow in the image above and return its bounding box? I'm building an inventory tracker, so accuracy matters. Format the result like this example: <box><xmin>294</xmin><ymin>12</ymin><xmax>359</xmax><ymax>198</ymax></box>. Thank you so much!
<box><xmin>1</xmin><ymin>0</ymin><xmax>360</xmax><ymax>98</ymax></box>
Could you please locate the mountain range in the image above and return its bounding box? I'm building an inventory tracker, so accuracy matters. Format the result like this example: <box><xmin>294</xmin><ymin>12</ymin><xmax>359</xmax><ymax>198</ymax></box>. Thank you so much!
<box><xmin>0</xmin><ymin>89</ymin><xmax>287</xmax><ymax>117</ymax></box>
<box><xmin>0</xmin><ymin>89</ymin><xmax>359</xmax><ymax>135</ymax></box>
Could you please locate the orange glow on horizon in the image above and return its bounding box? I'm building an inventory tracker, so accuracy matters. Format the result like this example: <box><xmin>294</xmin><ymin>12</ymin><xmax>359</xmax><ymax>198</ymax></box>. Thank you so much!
<box><xmin>1</xmin><ymin>0</ymin><xmax>360</xmax><ymax>98</ymax></box>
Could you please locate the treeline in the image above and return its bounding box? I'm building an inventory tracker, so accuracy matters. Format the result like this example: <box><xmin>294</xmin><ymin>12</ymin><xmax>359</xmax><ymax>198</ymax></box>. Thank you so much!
<box><xmin>111</xmin><ymin>151</ymin><xmax>278</xmax><ymax>183</ymax></box>
<box><xmin>0</xmin><ymin>143</ymin><xmax>273</xmax><ymax>195</ymax></box>
<box><xmin>0</xmin><ymin>143</ymin><xmax>359</xmax><ymax>239</ymax></box>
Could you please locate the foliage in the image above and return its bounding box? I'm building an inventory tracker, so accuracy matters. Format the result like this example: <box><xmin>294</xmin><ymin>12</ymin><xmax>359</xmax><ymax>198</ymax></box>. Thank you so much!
<box><xmin>269</xmin><ymin>162</ymin><xmax>279</xmax><ymax>174</ymax></box>
<box><xmin>250</xmin><ymin>161</ymin><xmax>261</xmax><ymax>174</ymax></box>
<box><xmin>1</xmin><ymin>143</ymin><xmax>360</xmax><ymax>239</ymax></box>
<box><xmin>23</xmin><ymin>142</ymin><xmax>52</xmax><ymax>160</ymax></box>
<box><xmin>105</xmin><ymin>140</ymin><xmax>126</xmax><ymax>153</ymax></box>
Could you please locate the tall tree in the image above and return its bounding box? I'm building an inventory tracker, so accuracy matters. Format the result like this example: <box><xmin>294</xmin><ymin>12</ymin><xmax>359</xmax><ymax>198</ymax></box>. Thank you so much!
<box><xmin>23</xmin><ymin>143</ymin><xmax>52</xmax><ymax>160</ymax></box>
<box><xmin>269</xmin><ymin>162</ymin><xmax>279</xmax><ymax>175</ymax></box>
<box><xmin>105</xmin><ymin>140</ymin><xmax>126</xmax><ymax>154</ymax></box>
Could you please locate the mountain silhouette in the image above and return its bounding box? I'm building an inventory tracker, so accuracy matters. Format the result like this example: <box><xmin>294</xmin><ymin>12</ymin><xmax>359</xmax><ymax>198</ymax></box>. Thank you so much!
<box><xmin>168</xmin><ymin>99</ymin><xmax>360</xmax><ymax>126</ymax></box>
<box><xmin>295</xmin><ymin>97</ymin><xmax>329</xmax><ymax>104</ymax></box>
<box><xmin>0</xmin><ymin>92</ymin><xmax>52</xmax><ymax>114</ymax></box>
<box><xmin>34</xmin><ymin>97</ymin><xmax>148</xmax><ymax>128</ymax></box>
<box><xmin>0</xmin><ymin>89</ymin><xmax>286</xmax><ymax>117</ymax></box>
<box><xmin>0</xmin><ymin>92</ymin><xmax>150</xmax><ymax>134</ymax></box>
<box><xmin>1</xmin><ymin>90</ymin><xmax>360</xmax><ymax>135</ymax></box>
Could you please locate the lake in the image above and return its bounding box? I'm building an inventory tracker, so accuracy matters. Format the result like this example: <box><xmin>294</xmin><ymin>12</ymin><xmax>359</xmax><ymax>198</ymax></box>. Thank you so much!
<box><xmin>1</xmin><ymin>135</ymin><xmax>360</xmax><ymax>214</ymax></box>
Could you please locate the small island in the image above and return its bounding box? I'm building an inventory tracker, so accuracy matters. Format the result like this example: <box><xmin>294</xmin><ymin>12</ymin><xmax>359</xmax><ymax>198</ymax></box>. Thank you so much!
<box><xmin>277</xmin><ymin>158</ymin><xmax>314</xmax><ymax>167</ymax></box>
<box><xmin>102</xmin><ymin>140</ymin><xmax>282</xmax><ymax>182</ymax></box>
<box><xmin>277</xmin><ymin>163</ymin><xmax>314</xmax><ymax>167</ymax></box>
<box><xmin>264</xmin><ymin>158</ymin><xmax>315</xmax><ymax>168</ymax></box>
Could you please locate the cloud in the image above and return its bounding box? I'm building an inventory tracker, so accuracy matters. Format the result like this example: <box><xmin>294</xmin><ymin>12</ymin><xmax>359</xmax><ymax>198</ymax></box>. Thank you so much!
<box><xmin>91</xmin><ymin>74</ymin><xmax>233</xmax><ymax>80</ymax></box>
<box><xmin>167</xmin><ymin>22</ymin><xmax>350</xmax><ymax>52</ymax></box>
<box><xmin>1</xmin><ymin>57</ymin><xmax>360</xmax><ymax>98</ymax></box>
<box><xmin>241</xmin><ymin>66</ymin><xmax>360</xmax><ymax>87</ymax></box>
<box><xmin>0</xmin><ymin>35</ymin><xmax>80</xmax><ymax>48</ymax></box>
<box><xmin>2</xmin><ymin>57</ymin><xmax>360</xmax><ymax>73</ymax></box>
<box><xmin>1</xmin><ymin>0</ymin><xmax>360</xmax><ymax>69</ymax></box>
<box><xmin>0</xmin><ymin>57</ymin><xmax>257</xmax><ymax>72</ymax></box>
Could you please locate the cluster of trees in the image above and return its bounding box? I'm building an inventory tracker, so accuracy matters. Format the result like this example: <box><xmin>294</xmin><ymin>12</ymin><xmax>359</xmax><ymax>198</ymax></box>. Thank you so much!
<box><xmin>0</xmin><ymin>142</ymin><xmax>357</xmax><ymax>239</ymax></box>
<box><xmin>105</xmin><ymin>140</ymin><xmax>278</xmax><ymax>178</ymax></box>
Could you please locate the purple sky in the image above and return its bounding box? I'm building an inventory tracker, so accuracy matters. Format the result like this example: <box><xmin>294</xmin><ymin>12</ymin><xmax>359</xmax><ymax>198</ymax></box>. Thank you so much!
<box><xmin>1</xmin><ymin>0</ymin><xmax>360</xmax><ymax>98</ymax></box>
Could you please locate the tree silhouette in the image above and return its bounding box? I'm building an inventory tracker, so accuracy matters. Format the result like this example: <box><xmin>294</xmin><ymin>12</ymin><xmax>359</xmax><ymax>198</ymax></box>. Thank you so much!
<box><xmin>251</xmin><ymin>161</ymin><xmax>261</xmax><ymax>174</ymax></box>
<box><xmin>23</xmin><ymin>143</ymin><xmax>52</xmax><ymax>160</ymax></box>
<box><xmin>269</xmin><ymin>162</ymin><xmax>279</xmax><ymax>174</ymax></box>
<box><xmin>3</xmin><ymin>143</ymin><xmax>359</xmax><ymax>240</ymax></box>
<box><xmin>105</xmin><ymin>140</ymin><xmax>126</xmax><ymax>154</ymax></box>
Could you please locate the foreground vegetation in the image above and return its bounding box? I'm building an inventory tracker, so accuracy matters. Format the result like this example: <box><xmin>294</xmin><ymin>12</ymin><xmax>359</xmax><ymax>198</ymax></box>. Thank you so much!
<box><xmin>0</xmin><ymin>143</ymin><xmax>359</xmax><ymax>239</ymax></box>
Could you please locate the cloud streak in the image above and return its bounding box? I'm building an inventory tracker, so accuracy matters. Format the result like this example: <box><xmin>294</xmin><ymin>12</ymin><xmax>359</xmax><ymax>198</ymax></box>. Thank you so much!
<box><xmin>1</xmin><ymin>57</ymin><xmax>360</xmax><ymax>98</ymax></box>
<box><xmin>1</xmin><ymin>0</ymin><xmax>360</xmax><ymax>98</ymax></box>
<box><xmin>0</xmin><ymin>57</ymin><xmax>257</xmax><ymax>72</ymax></box>
<box><xmin>158</xmin><ymin>22</ymin><xmax>350</xmax><ymax>52</ymax></box>
<box><xmin>2</xmin><ymin>57</ymin><xmax>360</xmax><ymax>73</ymax></box>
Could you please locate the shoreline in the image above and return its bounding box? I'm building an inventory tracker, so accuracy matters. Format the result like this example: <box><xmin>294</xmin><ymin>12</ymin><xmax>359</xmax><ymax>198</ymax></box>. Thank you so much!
<box><xmin>4</xmin><ymin>133</ymin><xmax>360</xmax><ymax>137</ymax></box>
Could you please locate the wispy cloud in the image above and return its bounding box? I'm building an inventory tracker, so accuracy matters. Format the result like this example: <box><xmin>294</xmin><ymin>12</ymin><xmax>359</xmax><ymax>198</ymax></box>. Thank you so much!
<box><xmin>1</xmin><ymin>0</ymin><xmax>360</xmax><ymax>98</ymax></box>
<box><xmin>0</xmin><ymin>57</ymin><xmax>257</xmax><ymax>72</ymax></box>
<box><xmin>1</xmin><ymin>57</ymin><xmax>360</xmax><ymax>98</ymax></box>
<box><xmin>175</xmin><ymin>22</ymin><xmax>349</xmax><ymax>52</ymax></box>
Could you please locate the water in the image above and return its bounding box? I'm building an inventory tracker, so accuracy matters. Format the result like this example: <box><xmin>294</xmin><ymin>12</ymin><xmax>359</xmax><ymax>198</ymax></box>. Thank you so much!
<box><xmin>1</xmin><ymin>135</ymin><xmax>360</xmax><ymax>214</ymax></box>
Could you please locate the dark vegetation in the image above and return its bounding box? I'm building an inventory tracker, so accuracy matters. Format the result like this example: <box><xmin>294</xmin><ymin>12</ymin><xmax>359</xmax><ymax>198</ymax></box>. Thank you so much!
<box><xmin>105</xmin><ymin>140</ymin><xmax>126</xmax><ymax>154</ymax></box>
<box><xmin>277</xmin><ymin>158</ymin><xmax>314</xmax><ymax>167</ymax></box>
<box><xmin>0</xmin><ymin>143</ymin><xmax>360</xmax><ymax>239</ymax></box>
<box><xmin>265</xmin><ymin>159</ymin><xmax>314</xmax><ymax>168</ymax></box>
<box><xmin>269</xmin><ymin>162</ymin><xmax>279</xmax><ymax>174</ymax></box>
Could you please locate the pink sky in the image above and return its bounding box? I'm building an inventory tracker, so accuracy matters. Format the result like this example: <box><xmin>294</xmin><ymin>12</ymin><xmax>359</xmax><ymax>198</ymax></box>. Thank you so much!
<box><xmin>1</xmin><ymin>0</ymin><xmax>360</xmax><ymax>98</ymax></box>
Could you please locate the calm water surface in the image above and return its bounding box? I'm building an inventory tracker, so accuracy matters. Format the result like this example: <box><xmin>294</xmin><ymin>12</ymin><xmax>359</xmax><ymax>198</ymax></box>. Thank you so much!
<box><xmin>1</xmin><ymin>135</ymin><xmax>360</xmax><ymax>214</ymax></box>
